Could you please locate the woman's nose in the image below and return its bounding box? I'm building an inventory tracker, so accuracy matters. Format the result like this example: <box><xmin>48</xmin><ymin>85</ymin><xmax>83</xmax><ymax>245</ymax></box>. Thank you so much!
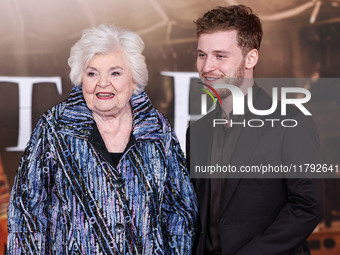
<box><xmin>98</xmin><ymin>75</ymin><xmax>110</xmax><ymax>87</ymax></box>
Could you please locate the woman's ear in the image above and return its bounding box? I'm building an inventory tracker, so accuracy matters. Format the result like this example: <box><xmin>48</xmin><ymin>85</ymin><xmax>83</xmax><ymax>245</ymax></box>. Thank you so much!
<box><xmin>245</xmin><ymin>49</ymin><xmax>259</xmax><ymax>70</ymax></box>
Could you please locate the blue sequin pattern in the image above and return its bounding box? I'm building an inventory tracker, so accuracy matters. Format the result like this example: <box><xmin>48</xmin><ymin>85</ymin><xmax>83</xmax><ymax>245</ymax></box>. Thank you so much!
<box><xmin>7</xmin><ymin>86</ymin><xmax>198</xmax><ymax>254</ymax></box>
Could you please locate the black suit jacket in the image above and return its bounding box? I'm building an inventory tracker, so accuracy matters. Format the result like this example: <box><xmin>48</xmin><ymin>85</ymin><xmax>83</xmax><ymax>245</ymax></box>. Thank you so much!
<box><xmin>187</xmin><ymin>85</ymin><xmax>323</xmax><ymax>255</ymax></box>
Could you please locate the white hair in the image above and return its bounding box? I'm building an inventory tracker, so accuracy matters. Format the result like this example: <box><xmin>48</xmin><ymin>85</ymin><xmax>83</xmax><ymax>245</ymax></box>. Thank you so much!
<box><xmin>68</xmin><ymin>24</ymin><xmax>148</xmax><ymax>94</ymax></box>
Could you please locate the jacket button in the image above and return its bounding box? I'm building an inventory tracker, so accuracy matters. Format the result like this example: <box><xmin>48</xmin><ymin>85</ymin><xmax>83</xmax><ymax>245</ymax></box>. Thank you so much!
<box><xmin>113</xmin><ymin>178</ymin><xmax>124</xmax><ymax>189</ymax></box>
<box><xmin>114</xmin><ymin>223</ymin><xmax>125</xmax><ymax>233</ymax></box>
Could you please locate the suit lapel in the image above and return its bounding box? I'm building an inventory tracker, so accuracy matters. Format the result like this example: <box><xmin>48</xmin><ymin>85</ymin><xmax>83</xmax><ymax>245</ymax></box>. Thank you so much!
<box><xmin>222</xmin><ymin>86</ymin><xmax>272</xmax><ymax>211</ymax></box>
<box><xmin>190</xmin><ymin>111</ymin><xmax>215</xmax><ymax>229</ymax></box>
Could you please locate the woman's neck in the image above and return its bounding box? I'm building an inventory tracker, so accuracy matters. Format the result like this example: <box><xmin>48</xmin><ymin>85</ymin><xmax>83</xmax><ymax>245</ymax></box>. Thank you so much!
<box><xmin>93</xmin><ymin>104</ymin><xmax>133</xmax><ymax>153</ymax></box>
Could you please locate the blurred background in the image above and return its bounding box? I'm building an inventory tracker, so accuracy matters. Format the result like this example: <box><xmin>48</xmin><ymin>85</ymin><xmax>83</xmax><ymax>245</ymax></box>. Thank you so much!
<box><xmin>0</xmin><ymin>0</ymin><xmax>340</xmax><ymax>254</ymax></box>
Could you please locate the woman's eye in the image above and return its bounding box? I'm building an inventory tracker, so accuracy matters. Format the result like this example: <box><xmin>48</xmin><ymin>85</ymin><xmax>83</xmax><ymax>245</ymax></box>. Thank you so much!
<box><xmin>87</xmin><ymin>72</ymin><xmax>96</xmax><ymax>77</ymax></box>
<box><xmin>111</xmin><ymin>71</ymin><xmax>121</xmax><ymax>76</ymax></box>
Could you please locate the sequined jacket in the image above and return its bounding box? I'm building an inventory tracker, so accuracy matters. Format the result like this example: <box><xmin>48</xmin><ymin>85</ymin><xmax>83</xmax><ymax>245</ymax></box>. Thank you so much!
<box><xmin>7</xmin><ymin>86</ymin><xmax>198</xmax><ymax>254</ymax></box>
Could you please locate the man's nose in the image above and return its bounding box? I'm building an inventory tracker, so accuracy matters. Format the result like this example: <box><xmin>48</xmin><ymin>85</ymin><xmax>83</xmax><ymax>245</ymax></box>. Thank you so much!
<box><xmin>202</xmin><ymin>57</ymin><xmax>216</xmax><ymax>72</ymax></box>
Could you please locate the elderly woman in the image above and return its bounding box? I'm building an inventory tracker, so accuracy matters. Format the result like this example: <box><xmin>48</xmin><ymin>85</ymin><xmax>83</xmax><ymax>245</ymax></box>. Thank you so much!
<box><xmin>7</xmin><ymin>24</ymin><xmax>198</xmax><ymax>254</ymax></box>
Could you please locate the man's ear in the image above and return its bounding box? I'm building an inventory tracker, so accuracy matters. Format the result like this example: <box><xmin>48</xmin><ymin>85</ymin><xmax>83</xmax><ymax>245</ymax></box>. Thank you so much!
<box><xmin>245</xmin><ymin>49</ymin><xmax>259</xmax><ymax>69</ymax></box>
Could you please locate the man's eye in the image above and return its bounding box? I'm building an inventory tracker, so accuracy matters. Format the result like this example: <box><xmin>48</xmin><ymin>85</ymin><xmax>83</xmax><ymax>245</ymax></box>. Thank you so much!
<box><xmin>198</xmin><ymin>53</ymin><xmax>206</xmax><ymax>58</ymax></box>
<box><xmin>217</xmin><ymin>55</ymin><xmax>226</xmax><ymax>59</ymax></box>
<box><xmin>112</xmin><ymin>72</ymin><xmax>120</xmax><ymax>76</ymax></box>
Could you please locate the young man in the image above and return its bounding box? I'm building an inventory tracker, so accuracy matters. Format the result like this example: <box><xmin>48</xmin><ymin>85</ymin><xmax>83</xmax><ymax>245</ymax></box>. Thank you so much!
<box><xmin>187</xmin><ymin>5</ymin><xmax>323</xmax><ymax>255</ymax></box>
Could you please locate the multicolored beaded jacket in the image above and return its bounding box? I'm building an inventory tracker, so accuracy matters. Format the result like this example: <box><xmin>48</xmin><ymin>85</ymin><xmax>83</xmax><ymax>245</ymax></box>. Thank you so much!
<box><xmin>7</xmin><ymin>86</ymin><xmax>198</xmax><ymax>254</ymax></box>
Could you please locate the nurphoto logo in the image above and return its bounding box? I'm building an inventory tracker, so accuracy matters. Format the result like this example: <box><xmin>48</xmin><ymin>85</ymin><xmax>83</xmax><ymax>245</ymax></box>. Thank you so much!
<box><xmin>199</xmin><ymin>82</ymin><xmax>312</xmax><ymax>128</ymax></box>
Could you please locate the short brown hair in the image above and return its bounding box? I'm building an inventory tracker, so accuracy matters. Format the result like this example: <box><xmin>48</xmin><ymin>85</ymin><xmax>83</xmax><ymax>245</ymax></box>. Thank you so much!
<box><xmin>194</xmin><ymin>5</ymin><xmax>263</xmax><ymax>56</ymax></box>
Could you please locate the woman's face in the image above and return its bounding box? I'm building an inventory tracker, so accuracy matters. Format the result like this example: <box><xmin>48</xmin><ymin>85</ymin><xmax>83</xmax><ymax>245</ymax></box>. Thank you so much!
<box><xmin>81</xmin><ymin>50</ymin><xmax>137</xmax><ymax>118</ymax></box>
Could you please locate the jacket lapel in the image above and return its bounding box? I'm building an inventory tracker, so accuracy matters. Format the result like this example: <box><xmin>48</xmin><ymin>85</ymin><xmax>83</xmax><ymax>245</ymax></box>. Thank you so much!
<box><xmin>189</xmin><ymin>110</ymin><xmax>215</xmax><ymax>230</ymax></box>
<box><xmin>130</xmin><ymin>91</ymin><xmax>164</xmax><ymax>142</ymax></box>
<box><xmin>57</xmin><ymin>86</ymin><xmax>95</xmax><ymax>138</ymax></box>
<box><xmin>221</xmin><ymin>85</ymin><xmax>272</xmax><ymax>211</ymax></box>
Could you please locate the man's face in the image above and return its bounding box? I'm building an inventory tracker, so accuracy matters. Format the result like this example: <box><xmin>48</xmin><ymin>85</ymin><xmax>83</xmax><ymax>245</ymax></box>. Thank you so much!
<box><xmin>196</xmin><ymin>30</ymin><xmax>246</xmax><ymax>99</ymax></box>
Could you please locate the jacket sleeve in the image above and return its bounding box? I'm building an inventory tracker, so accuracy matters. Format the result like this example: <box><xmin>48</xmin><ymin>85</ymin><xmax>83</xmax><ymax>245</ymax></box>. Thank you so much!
<box><xmin>7</xmin><ymin>117</ymin><xmax>54</xmax><ymax>254</ymax></box>
<box><xmin>236</xmin><ymin>114</ymin><xmax>324</xmax><ymax>255</ymax></box>
<box><xmin>161</xmin><ymin>123</ymin><xmax>198</xmax><ymax>255</ymax></box>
